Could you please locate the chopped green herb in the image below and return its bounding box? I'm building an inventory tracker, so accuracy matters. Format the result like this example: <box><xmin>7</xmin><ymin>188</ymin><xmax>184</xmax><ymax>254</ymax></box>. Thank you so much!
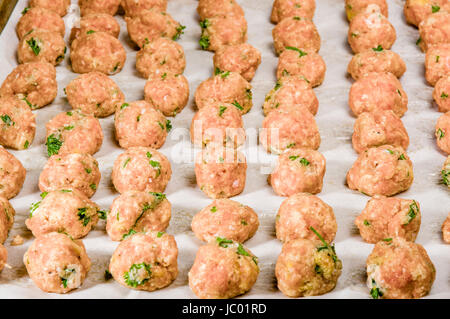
<box><xmin>299</xmin><ymin>158</ymin><xmax>310</xmax><ymax>166</ymax></box>
<box><xmin>173</xmin><ymin>25</ymin><xmax>186</xmax><ymax>40</ymax></box>
<box><xmin>120</xmin><ymin>103</ymin><xmax>129</xmax><ymax>110</ymax></box>
<box><xmin>122</xmin><ymin>229</ymin><xmax>137</xmax><ymax>240</ymax></box>
<box><xmin>89</xmin><ymin>183</ymin><xmax>97</xmax><ymax>190</ymax></box>
<box><xmin>26</xmin><ymin>38</ymin><xmax>41</xmax><ymax>56</ymax></box>
<box><xmin>210</xmin><ymin>206</ymin><xmax>217</xmax><ymax>213</ymax></box>
<box><xmin>436</xmin><ymin>55</ymin><xmax>440</xmax><ymax>63</ymax></box>
<box><xmin>404</xmin><ymin>201</ymin><xmax>418</xmax><ymax>225</ymax></box>
<box><xmin>398</xmin><ymin>154</ymin><xmax>406</xmax><ymax>160</ymax></box>
<box><xmin>241</xmin><ymin>220</ymin><xmax>248</xmax><ymax>225</ymax></box>
<box><xmin>370</xmin><ymin>279</ymin><xmax>383</xmax><ymax>299</ymax></box>
<box><xmin>157</xmin><ymin>231</ymin><xmax>165</xmax><ymax>238</ymax></box>
<box><xmin>22</xmin><ymin>7</ymin><xmax>29</xmax><ymax>14</ymax></box>
<box><xmin>40</xmin><ymin>192</ymin><xmax>48</xmax><ymax>199</ymax></box>
<box><xmin>286</xmin><ymin>143</ymin><xmax>295</xmax><ymax>148</ymax></box>
<box><xmin>61</xmin><ymin>268</ymin><xmax>76</xmax><ymax>288</ymax></box>
<box><xmin>161</xmin><ymin>72</ymin><xmax>167</xmax><ymax>80</ymax></box>
<box><xmin>218</xmin><ymin>105</ymin><xmax>227</xmax><ymax>117</ymax></box>
<box><xmin>1</xmin><ymin>114</ymin><xmax>14</xmax><ymax>126</ymax></box>
<box><xmin>289</xmin><ymin>155</ymin><xmax>299</xmax><ymax>161</ymax></box>
<box><xmin>236</xmin><ymin>243</ymin><xmax>250</xmax><ymax>257</ymax></box>
<box><xmin>87</xmin><ymin>30</ymin><xmax>95</xmax><ymax>34</ymax></box>
<box><xmin>216</xmin><ymin>237</ymin><xmax>233</xmax><ymax>248</ymax></box>
<box><xmin>274</xmin><ymin>81</ymin><xmax>282</xmax><ymax>90</ymax></box>
<box><xmin>123</xmin><ymin>263</ymin><xmax>152</xmax><ymax>287</ymax></box>
<box><xmin>165</xmin><ymin>119</ymin><xmax>172</xmax><ymax>132</ymax></box>
<box><xmin>98</xmin><ymin>210</ymin><xmax>108</xmax><ymax>220</ymax></box>
<box><xmin>24</xmin><ymin>140</ymin><xmax>29</xmax><ymax>149</ymax></box>
<box><xmin>246</xmin><ymin>88</ymin><xmax>252</xmax><ymax>100</ymax></box>
<box><xmin>232</xmin><ymin>101</ymin><xmax>244</xmax><ymax>111</ymax></box>
<box><xmin>416</xmin><ymin>37</ymin><xmax>422</xmax><ymax>45</ymax></box>
<box><xmin>150</xmin><ymin>160</ymin><xmax>161</xmax><ymax>177</ymax></box>
<box><xmin>123</xmin><ymin>157</ymin><xmax>131</xmax><ymax>168</ymax></box>
<box><xmin>363</xmin><ymin>220</ymin><xmax>371</xmax><ymax>226</ymax></box>
<box><xmin>22</xmin><ymin>97</ymin><xmax>35</xmax><ymax>109</ymax></box>
<box><xmin>372</xmin><ymin>45</ymin><xmax>383</xmax><ymax>52</ymax></box>
<box><xmin>200</xmin><ymin>19</ymin><xmax>210</xmax><ymax>29</ymax></box>
<box><xmin>77</xmin><ymin>207</ymin><xmax>91</xmax><ymax>226</ymax></box>
<box><xmin>310</xmin><ymin>226</ymin><xmax>338</xmax><ymax>263</ymax></box>
<box><xmin>441</xmin><ymin>92</ymin><xmax>448</xmax><ymax>99</ymax></box>
<box><xmin>386</xmin><ymin>149</ymin><xmax>394</xmax><ymax>154</ymax></box>
<box><xmin>382</xmin><ymin>238</ymin><xmax>392</xmax><ymax>243</ymax></box>
<box><xmin>437</xmin><ymin>128</ymin><xmax>445</xmax><ymax>139</ymax></box>
<box><xmin>199</xmin><ymin>36</ymin><xmax>210</xmax><ymax>50</ymax></box>
<box><xmin>441</xmin><ymin>169</ymin><xmax>449</xmax><ymax>186</ymax></box>
<box><xmin>285</xmin><ymin>46</ymin><xmax>307</xmax><ymax>57</ymax></box>
<box><xmin>432</xmin><ymin>5</ymin><xmax>440</xmax><ymax>13</ymax></box>
<box><xmin>85</xmin><ymin>168</ymin><xmax>92</xmax><ymax>174</ymax></box>
<box><xmin>45</xmin><ymin>134</ymin><xmax>62</xmax><ymax>156</ymax></box>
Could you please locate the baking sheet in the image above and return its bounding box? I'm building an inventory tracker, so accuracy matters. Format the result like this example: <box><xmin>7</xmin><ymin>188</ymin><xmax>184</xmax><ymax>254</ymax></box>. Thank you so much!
<box><xmin>0</xmin><ymin>0</ymin><xmax>448</xmax><ymax>299</ymax></box>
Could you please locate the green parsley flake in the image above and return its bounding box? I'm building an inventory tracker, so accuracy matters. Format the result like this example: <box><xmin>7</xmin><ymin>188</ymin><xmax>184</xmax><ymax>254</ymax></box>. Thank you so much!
<box><xmin>26</xmin><ymin>38</ymin><xmax>41</xmax><ymax>56</ymax></box>
<box><xmin>285</xmin><ymin>46</ymin><xmax>307</xmax><ymax>57</ymax></box>
<box><xmin>45</xmin><ymin>134</ymin><xmax>62</xmax><ymax>156</ymax></box>
<box><xmin>124</xmin><ymin>263</ymin><xmax>152</xmax><ymax>287</ymax></box>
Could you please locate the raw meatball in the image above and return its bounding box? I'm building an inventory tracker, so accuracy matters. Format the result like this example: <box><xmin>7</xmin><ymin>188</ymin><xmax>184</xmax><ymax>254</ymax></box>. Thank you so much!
<box><xmin>0</xmin><ymin>196</ymin><xmax>15</xmax><ymax>243</ymax></box>
<box><xmin>436</xmin><ymin>111</ymin><xmax>450</xmax><ymax>154</ymax></box>
<box><xmin>347</xmin><ymin>49</ymin><xmax>406</xmax><ymax>80</ymax></box>
<box><xmin>79</xmin><ymin>0</ymin><xmax>121</xmax><ymax>16</ymax></box>
<box><xmin>276</xmin><ymin>48</ymin><xmax>326</xmax><ymax>87</ymax></box>
<box><xmin>442</xmin><ymin>156</ymin><xmax>449</xmax><ymax>188</ymax></box>
<box><xmin>112</xmin><ymin>147</ymin><xmax>172</xmax><ymax>194</ymax></box>
<box><xmin>348</xmin><ymin>5</ymin><xmax>396</xmax><ymax>54</ymax></box>
<box><xmin>24</xmin><ymin>232</ymin><xmax>91</xmax><ymax>294</ymax></box>
<box><xmin>195</xmin><ymin>146</ymin><xmax>247</xmax><ymax>199</ymax></box>
<box><xmin>190</xmin><ymin>103</ymin><xmax>246</xmax><ymax>148</ymax></box>
<box><xmin>271</xmin><ymin>0</ymin><xmax>316</xmax><ymax>23</ymax></box>
<box><xmin>121</xmin><ymin>0</ymin><xmax>167</xmax><ymax>17</ymax></box>
<box><xmin>39</xmin><ymin>153</ymin><xmax>101</xmax><ymax>198</ymax></box>
<box><xmin>199</xmin><ymin>15</ymin><xmax>247</xmax><ymax>52</ymax></box>
<box><xmin>272</xmin><ymin>16</ymin><xmax>321</xmax><ymax>55</ymax></box>
<box><xmin>349</xmin><ymin>72</ymin><xmax>408</xmax><ymax>117</ymax></box>
<box><xmin>0</xmin><ymin>96</ymin><xmax>36</xmax><ymax>150</ymax></box>
<box><xmin>17</xmin><ymin>30</ymin><xmax>66</xmax><ymax>66</ymax></box>
<box><xmin>345</xmin><ymin>0</ymin><xmax>388</xmax><ymax>21</ymax></box>
<box><xmin>66</xmin><ymin>71</ymin><xmax>125</xmax><ymax>118</ymax></box>
<box><xmin>136</xmin><ymin>37</ymin><xmax>186</xmax><ymax>79</ymax></box>
<box><xmin>106</xmin><ymin>191</ymin><xmax>171</xmax><ymax>241</ymax></box>
<box><xmin>276</xmin><ymin>237</ymin><xmax>342</xmax><ymax>297</ymax></box>
<box><xmin>70</xmin><ymin>32</ymin><xmax>126</xmax><ymax>75</ymax></box>
<box><xmin>0</xmin><ymin>244</ymin><xmax>7</xmax><ymax>272</ymax></box>
<box><xmin>70</xmin><ymin>13</ymin><xmax>120</xmax><ymax>43</ymax></box>
<box><xmin>425</xmin><ymin>43</ymin><xmax>450</xmax><ymax>86</ymax></box>
<box><xmin>0</xmin><ymin>148</ymin><xmax>26</xmax><ymax>199</ymax></box>
<box><xmin>260</xmin><ymin>107</ymin><xmax>321</xmax><ymax>154</ymax></box>
<box><xmin>26</xmin><ymin>189</ymin><xmax>100</xmax><ymax>239</ymax></box>
<box><xmin>442</xmin><ymin>212</ymin><xmax>450</xmax><ymax>243</ymax></box>
<box><xmin>347</xmin><ymin>145</ymin><xmax>414</xmax><ymax>196</ymax></box>
<box><xmin>269</xmin><ymin>149</ymin><xmax>326</xmax><ymax>196</ymax></box>
<box><xmin>352</xmin><ymin>110</ymin><xmax>410</xmax><ymax>153</ymax></box>
<box><xmin>188</xmin><ymin>238</ymin><xmax>259</xmax><ymax>299</ymax></box>
<box><xmin>213</xmin><ymin>43</ymin><xmax>262</xmax><ymax>82</ymax></box>
<box><xmin>192</xmin><ymin>199</ymin><xmax>259</xmax><ymax>243</ymax></box>
<box><xmin>263</xmin><ymin>75</ymin><xmax>318</xmax><ymax>116</ymax></box>
<box><xmin>45</xmin><ymin>110</ymin><xmax>103</xmax><ymax>156</ymax></box>
<box><xmin>29</xmin><ymin>0</ymin><xmax>70</xmax><ymax>16</ymax></box>
<box><xmin>418</xmin><ymin>11</ymin><xmax>450</xmax><ymax>52</ymax></box>
<box><xmin>109</xmin><ymin>231</ymin><xmax>178</xmax><ymax>291</ymax></box>
<box><xmin>355</xmin><ymin>196</ymin><xmax>421</xmax><ymax>243</ymax></box>
<box><xmin>404</xmin><ymin>0</ymin><xmax>450</xmax><ymax>27</ymax></box>
<box><xmin>197</xmin><ymin>0</ymin><xmax>244</xmax><ymax>19</ymax></box>
<box><xmin>433</xmin><ymin>75</ymin><xmax>450</xmax><ymax>112</ymax></box>
<box><xmin>195</xmin><ymin>71</ymin><xmax>253</xmax><ymax>115</ymax></box>
<box><xmin>16</xmin><ymin>7</ymin><xmax>65</xmax><ymax>40</ymax></box>
<box><xmin>144</xmin><ymin>73</ymin><xmax>189</xmax><ymax>117</ymax></box>
<box><xmin>366</xmin><ymin>237</ymin><xmax>435</xmax><ymax>299</ymax></box>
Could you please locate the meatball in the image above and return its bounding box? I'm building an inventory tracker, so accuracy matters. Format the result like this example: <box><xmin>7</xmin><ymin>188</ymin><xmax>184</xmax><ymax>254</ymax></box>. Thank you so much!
<box><xmin>121</xmin><ymin>0</ymin><xmax>167</xmax><ymax>17</ymax></box>
<box><xmin>39</xmin><ymin>153</ymin><xmax>101</xmax><ymax>198</ymax></box>
<box><xmin>144</xmin><ymin>73</ymin><xmax>189</xmax><ymax>117</ymax></box>
<box><xmin>0</xmin><ymin>196</ymin><xmax>15</xmax><ymax>244</ymax></box>
<box><xmin>425</xmin><ymin>43</ymin><xmax>450</xmax><ymax>86</ymax></box>
<box><xmin>0</xmin><ymin>244</ymin><xmax>7</xmax><ymax>272</ymax></box>
<box><xmin>418</xmin><ymin>11</ymin><xmax>450</xmax><ymax>52</ymax></box>
<box><xmin>404</xmin><ymin>0</ymin><xmax>450</xmax><ymax>27</ymax></box>
<box><xmin>192</xmin><ymin>199</ymin><xmax>259</xmax><ymax>243</ymax></box>
<box><xmin>213</xmin><ymin>43</ymin><xmax>262</xmax><ymax>82</ymax></box>
<box><xmin>70</xmin><ymin>13</ymin><xmax>120</xmax><ymax>43</ymax></box>
<box><xmin>190</xmin><ymin>103</ymin><xmax>246</xmax><ymax>148</ymax></box>
<box><xmin>436</xmin><ymin>111</ymin><xmax>450</xmax><ymax>154</ymax></box>
<box><xmin>24</xmin><ymin>232</ymin><xmax>91</xmax><ymax>294</ymax></box>
<box><xmin>16</xmin><ymin>7</ymin><xmax>65</xmax><ymax>40</ymax></box>
<box><xmin>136</xmin><ymin>37</ymin><xmax>186</xmax><ymax>79</ymax></box>
<box><xmin>29</xmin><ymin>0</ymin><xmax>70</xmax><ymax>16</ymax></box>
<box><xmin>275</xmin><ymin>237</ymin><xmax>342</xmax><ymax>297</ymax></box>
<box><xmin>366</xmin><ymin>237</ymin><xmax>435</xmax><ymax>299</ymax></box>
<box><xmin>112</xmin><ymin>147</ymin><xmax>172</xmax><ymax>194</ymax></box>
<box><xmin>0</xmin><ymin>148</ymin><xmax>26</xmax><ymax>199</ymax></box>
<box><xmin>271</xmin><ymin>0</ymin><xmax>316</xmax><ymax>23</ymax></box>
<box><xmin>352</xmin><ymin>110</ymin><xmax>410</xmax><ymax>154</ymax></box>
<box><xmin>276</xmin><ymin>48</ymin><xmax>326</xmax><ymax>87</ymax></box>
<box><xmin>347</xmin><ymin>145</ymin><xmax>414</xmax><ymax>196</ymax></box>
<box><xmin>195</xmin><ymin>146</ymin><xmax>247</xmax><ymax>199</ymax></box>
<box><xmin>199</xmin><ymin>15</ymin><xmax>247</xmax><ymax>52</ymax></box>
<box><xmin>17</xmin><ymin>30</ymin><xmax>66</xmax><ymax>66</ymax></box>
<box><xmin>70</xmin><ymin>32</ymin><xmax>126</xmax><ymax>75</ymax></box>
<box><xmin>269</xmin><ymin>149</ymin><xmax>326</xmax><ymax>197</ymax></box>
<box><xmin>347</xmin><ymin>49</ymin><xmax>406</xmax><ymax>80</ymax></box>
<box><xmin>348</xmin><ymin>5</ymin><xmax>396</xmax><ymax>54</ymax></box>
<box><xmin>349</xmin><ymin>72</ymin><xmax>408</xmax><ymax>117</ymax></box>
<box><xmin>260</xmin><ymin>107</ymin><xmax>321</xmax><ymax>154</ymax></box>
<box><xmin>263</xmin><ymin>75</ymin><xmax>318</xmax><ymax>116</ymax></box>
<box><xmin>272</xmin><ymin>16</ymin><xmax>321</xmax><ymax>56</ymax></box>
<box><xmin>0</xmin><ymin>96</ymin><xmax>36</xmax><ymax>150</ymax></box>
<box><xmin>195</xmin><ymin>71</ymin><xmax>252</xmax><ymax>115</ymax></box>
<box><xmin>109</xmin><ymin>231</ymin><xmax>178</xmax><ymax>291</ymax></box>
<box><xmin>188</xmin><ymin>238</ymin><xmax>259</xmax><ymax>299</ymax></box>
<box><xmin>106</xmin><ymin>191</ymin><xmax>171</xmax><ymax>241</ymax></box>
<box><xmin>345</xmin><ymin>0</ymin><xmax>388</xmax><ymax>21</ymax></box>
<box><xmin>66</xmin><ymin>71</ymin><xmax>125</xmax><ymax>118</ymax></box>
<box><xmin>442</xmin><ymin>156</ymin><xmax>449</xmax><ymax>188</ymax></box>
<box><xmin>355</xmin><ymin>196</ymin><xmax>421</xmax><ymax>243</ymax></box>
<box><xmin>45</xmin><ymin>110</ymin><xmax>103</xmax><ymax>156</ymax></box>
<box><xmin>197</xmin><ymin>0</ymin><xmax>244</xmax><ymax>19</ymax></box>
<box><xmin>79</xmin><ymin>0</ymin><xmax>121</xmax><ymax>16</ymax></box>
<box><xmin>442</xmin><ymin>212</ymin><xmax>450</xmax><ymax>243</ymax></box>
<box><xmin>433</xmin><ymin>76</ymin><xmax>450</xmax><ymax>112</ymax></box>
<box><xmin>26</xmin><ymin>189</ymin><xmax>100</xmax><ymax>239</ymax></box>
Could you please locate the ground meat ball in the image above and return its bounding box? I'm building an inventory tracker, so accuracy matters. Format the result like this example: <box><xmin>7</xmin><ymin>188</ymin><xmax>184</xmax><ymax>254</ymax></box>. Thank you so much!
<box><xmin>199</xmin><ymin>15</ymin><xmax>247</xmax><ymax>52</ymax></box>
<box><xmin>29</xmin><ymin>0</ymin><xmax>70</xmax><ymax>16</ymax></box>
<box><xmin>271</xmin><ymin>0</ymin><xmax>316</xmax><ymax>23</ymax></box>
<box><xmin>0</xmin><ymin>148</ymin><xmax>26</xmax><ymax>199</ymax></box>
<box><xmin>442</xmin><ymin>156</ymin><xmax>449</xmax><ymax>188</ymax></box>
<box><xmin>16</xmin><ymin>7</ymin><xmax>65</xmax><ymax>40</ymax></box>
<box><xmin>79</xmin><ymin>0</ymin><xmax>121</xmax><ymax>16</ymax></box>
<box><xmin>418</xmin><ymin>11</ymin><xmax>450</xmax><ymax>52</ymax></box>
<box><xmin>347</xmin><ymin>145</ymin><xmax>414</xmax><ymax>196</ymax></box>
<box><xmin>106</xmin><ymin>191</ymin><xmax>171</xmax><ymax>241</ymax></box>
<box><xmin>190</xmin><ymin>103</ymin><xmax>246</xmax><ymax>148</ymax></box>
<box><xmin>17</xmin><ymin>30</ymin><xmax>66</xmax><ymax>66</ymax></box>
<box><xmin>39</xmin><ymin>153</ymin><xmax>101</xmax><ymax>198</ymax></box>
<box><xmin>195</xmin><ymin>71</ymin><xmax>252</xmax><ymax>115</ymax></box>
<box><xmin>188</xmin><ymin>238</ymin><xmax>259</xmax><ymax>299</ymax></box>
<box><xmin>345</xmin><ymin>0</ymin><xmax>388</xmax><ymax>21</ymax></box>
<box><xmin>433</xmin><ymin>76</ymin><xmax>450</xmax><ymax>112</ymax></box>
<box><xmin>404</xmin><ymin>0</ymin><xmax>450</xmax><ymax>27</ymax></box>
<box><xmin>197</xmin><ymin>0</ymin><xmax>244</xmax><ymax>19</ymax></box>
<box><xmin>436</xmin><ymin>111</ymin><xmax>450</xmax><ymax>154</ymax></box>
<box><xmin>263</xmin><ymin>75</ymin><xmax>318</xmax><ymax>116</ymax></box>
<box><xmin>269</xmin><ymin>149</ymin><xmax>326</xmax><ymax>197</ymax></box>
<box><xmin>136</xmin><ymin>37</ymin><xmax>185</xmax><ymax>79</ymax></box>
<box><xmin>0</xmin><ymin>96</ymin><xmax>36</xmax><ymax>150</ymax></box>
<box><xmin>349</xmin><ymin>72</ymin><xmax>408</xmax><ymax>117</ymax></box>
<box><xmin>272</xmin><ymin>16</ymin><xmax>321</xmax><ymax>55</ymax></box>
<box><xmin>366</xmin><ymin>237</ymin><xmax>435</xmax><ymax>299</ymax></box>
<box><xmin>347</xmin><ymin>49</ymin><xmax>406</xmax><ymax>80</ymax></box>
<box><xmin>144</xmin><ymin>73</ymin><xmax>189</xmax><ymax>117</ymax></box>
<box><xmin>24</xmin><ymin>232</ymin><xmax>91</xmax><ymax>294</ymax></box>
<box><xmin>26</xmin><ymin>189</ymin><xmax>100</xmax><ymax>239</ymax></box>
<box><xmin>109</xmin><ymin>231</ymin><xmax>178</xmax><ymax>291</ymax></box>
<box><xmin>0</xmin><ymin>244</ymin><xmax>7</xmax><ymax>272</ymax></box>
<box><xmin>112</xmin><ymin>147</ymin><xmax>172</xmax><ymax>193</ymax></box>
<box><xmin>195</xmin><ymin>146</ymin><xmax>247</xmax><ymax>199</ymax></box>
<box><xmin>425</xmin><ymin>43</ymin><xmax>450</xmax><ymax>86</ymax></box>
<box><xmin>121</xmin><ymin>0</ymin><xmax>167</xmax><ymax>17</ymax></box>
<box><xmin>352</xmin><ymin>110</ymin><xmax>410</xmax><ymax>154</ymax></box>
<box><xmin>213</xmin><ymin>44</ymin><xmax>261</xmax><ymax>82</ymax></box>
<box><xmin>45</xmin><ymin>110</ymin><xmax>103</xmax><ymax>156</ymax></box>
<box><xmin>0</xmin><ymin>196</ymin><xmax>15</xmax><ymax>244</ymax></box>
<box><xmin>70</xmin><ymin>13</ymin><xmax>120</xmax><ymax>43</ymax></box>
<box><xmin>275</xmin><ymin>237</ymin><xmax>342</xmax><ymax>297</ymax></box>
<box><xmin>348</xmin><ymin>5</ymin><xmax>396</xmax><ymax>54</ymax></box>
<box><xmin>442</xmin><ymin>212</ymin><xmax>450</xmax><ymax>243</ymax></box>
<box><xmin>260</xmin><ymin>107</ymin><xmax>321</xmax><ymax>154</ymax></box>
<box><xmin>355</xmin><ymin>196</ymin><xmax>421</xmax><ymax>243</ymax></box>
